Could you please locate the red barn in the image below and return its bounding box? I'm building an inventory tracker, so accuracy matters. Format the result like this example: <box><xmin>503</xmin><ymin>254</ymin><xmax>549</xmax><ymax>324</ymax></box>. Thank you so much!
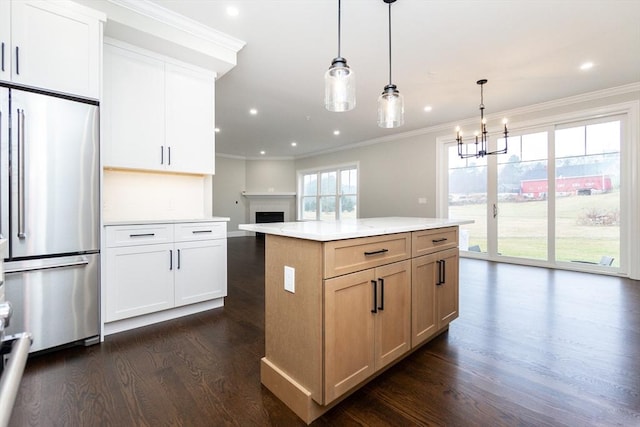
<box><xmin>521</xmin><ymin>175</ymin><xmax>612</xmax><ymax>198</ymax></box>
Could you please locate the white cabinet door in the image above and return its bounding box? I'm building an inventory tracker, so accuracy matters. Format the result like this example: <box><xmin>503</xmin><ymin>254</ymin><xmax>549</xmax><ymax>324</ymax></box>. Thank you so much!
<box><xmin>10</xmin><ymin>0</ymin><xmax>101</xmax><ymax>98</ymax></box>
<box><xmin>0</xmin><ymin>1</ymin><xmax>10</xmax><ymax>82</ymax></box>
<box><xmin>174</xmin><ymin>239</ymin><xmax>227</xmax><ymax>307</ymax></box>
<box><xmin>165</xmin><ymin>63</ymin><xmax>215</xmax><ymax>174</ymax></box>
<box><xmin>105</xmin><ymin>243</ymin><xmax>174</xmax><ymax>322</ymax></box>
<box><xmin>103</xmin><ymin>44</ymin><xmax>165</xmax><ymax>171</ymax></box>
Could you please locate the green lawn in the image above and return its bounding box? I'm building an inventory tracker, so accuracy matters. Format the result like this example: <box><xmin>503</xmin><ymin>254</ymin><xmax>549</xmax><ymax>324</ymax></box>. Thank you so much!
<box><xmin>451</xmin><ymin>191</ymin><xmax>620</xmax><ymax>266</ymax></box>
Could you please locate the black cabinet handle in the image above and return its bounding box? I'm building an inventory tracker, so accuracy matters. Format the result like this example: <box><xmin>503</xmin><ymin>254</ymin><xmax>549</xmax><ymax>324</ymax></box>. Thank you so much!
<box><xmin>15</xmin><ymin>46</ymin><xmax>19</xmax><ymax>75</ymax></box>
<box><xmin>169</xmin><ymin>249</ymin><xmax>173</xmax><ymax>270</ymax></box>
<box><xmin>1</xmin><ymin>42</ymin><xmax>4</xmax><ymax>72</ymax></box>
<box><xmin>378</xmin><ymin>278</ymin><xmax>384</xmax><ymax>311</ymax></box>
<box><xmin>192</xmin><ymin>230</ymin><xmax>213</xmax><ymax>234</ymax></box>
<box><xmin>160</xmin><ymin>146</ymin><xmax>164</xmax><ymax>165</ymax></box>
<box><xmin>436</xmin><ymin>259</ymin><xmax>446</xmax><ymax>285</ymax></box>
<box><xmin>432</xmin><ymin>238</ymin><xmax>448</xmax><ymax>243</ymax></box>
<box><xmin>177</xmin><ymin>249</ymin><xmax>181</xmax><ymax>269</ymax></box>
<box><xmin>371</xmin><ymin>280</ymin><xmax>377</xmax><ymax>313</ymax></box>
<box><xmin>364</xmin><ymin>248</ymin><xmax>388</xmax><ymax>256</ymax></box>
<box><xmin>168</xmin><ymin>146</ymin><xmax>171</xmax><ymax>165</ymax></box>
<box><xmin>129</xmin><ymin>233</ymin><xmax>155</xmax><ymax>238</ymax></box>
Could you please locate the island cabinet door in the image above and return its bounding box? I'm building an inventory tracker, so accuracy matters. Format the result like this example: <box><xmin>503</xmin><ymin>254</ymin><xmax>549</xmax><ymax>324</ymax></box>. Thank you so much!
<box><xmin>437</xmin><ymin>248</ymin><xmax>460</xmax><ymax>328</ymax></box>
<box><xmin>324</xmin><ymin>269</ymin><xmax>376</xmax><ymax>404</ymax></box>
<box><xmin>411</xmin><ymin>253</ymin><xmax>438</xmax><ymax>347</ymax></box>
<box><xmin>374</xmin><ymin>260</ymin><xmax>411</xmax><ymax>370</ymax></box>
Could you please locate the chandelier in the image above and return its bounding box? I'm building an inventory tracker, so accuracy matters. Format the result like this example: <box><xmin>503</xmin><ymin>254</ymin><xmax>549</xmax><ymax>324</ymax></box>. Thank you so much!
<box><xmin>456</xmin><ymin>79</ymin><xmax>508</xmax><ymax>158</ymax></box>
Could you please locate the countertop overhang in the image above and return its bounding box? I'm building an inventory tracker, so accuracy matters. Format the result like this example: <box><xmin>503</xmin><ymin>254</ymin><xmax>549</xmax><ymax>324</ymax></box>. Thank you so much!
<box><xmin>238</xmin><ymin>217</ymin><xmax>473</xmax><ymax>242</ymax></box>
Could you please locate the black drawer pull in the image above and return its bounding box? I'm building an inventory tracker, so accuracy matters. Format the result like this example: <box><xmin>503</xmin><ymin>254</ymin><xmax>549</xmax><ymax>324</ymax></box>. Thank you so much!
<box><xmin>129</xmin><ymin>233</ymin><xmax>155</xmax><ymax>238</ymax></box>
<box><xmin>192</xmin><ymin>230</ymin><xmax>213</xmax><ymax>234</ymax></box>
<box><xmin>364</xmin><ymin>248</ymin><xmax>389</xmax><ymax>256</ymax></box>
<box><xmin>371</xmin><ymin>280</ymin><xmax>378</xmax><ymax>313</ymax></box>
<box><xmin>432</xmin><ymin>238</ymin><xmax>448</xmax><ymax>243</ymax></box>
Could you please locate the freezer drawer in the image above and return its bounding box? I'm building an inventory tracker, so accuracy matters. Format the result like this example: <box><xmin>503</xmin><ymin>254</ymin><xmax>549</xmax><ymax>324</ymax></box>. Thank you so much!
<box><xmin>4</xmin><ymin>254</ymin><xmax>99</xmax><ymax>353</ymax></box>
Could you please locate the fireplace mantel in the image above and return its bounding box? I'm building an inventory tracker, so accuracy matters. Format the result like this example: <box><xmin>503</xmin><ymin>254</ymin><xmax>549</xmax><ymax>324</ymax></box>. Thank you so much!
<box><xmin>241</xmin><ymin>191</ymin><xmax>296</xmax><ymax>198</ymax></box>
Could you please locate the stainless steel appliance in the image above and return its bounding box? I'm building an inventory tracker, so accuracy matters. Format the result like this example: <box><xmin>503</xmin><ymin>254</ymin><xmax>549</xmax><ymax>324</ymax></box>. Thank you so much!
<box><xmin>1</xmin><ymin>237</ymin><xmax>32</xmax><ymax>427</ymax></box>
<box><xmin>0</xmin><ymin>84</ymin><xmax>100</xmax><ymax>353</ymax></box>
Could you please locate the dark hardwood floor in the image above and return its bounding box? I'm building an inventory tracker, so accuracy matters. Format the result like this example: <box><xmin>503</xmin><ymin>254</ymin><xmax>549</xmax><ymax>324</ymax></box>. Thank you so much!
<box><xmin>9</xmin><ymin>237</ymin><xmax>640</xmax><ymax>426</ymax></box>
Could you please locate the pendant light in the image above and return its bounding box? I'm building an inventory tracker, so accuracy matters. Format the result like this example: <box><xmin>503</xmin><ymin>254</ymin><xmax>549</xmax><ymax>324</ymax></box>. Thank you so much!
<box><xmin>377</xmin><ymin>0</ymin><xmax>403</xmax><ymax>128</ymax></box>
<box><xmin>325</xmin><ymin>0</ymin><xmax>356</xmax><ymax>112</ymax></box>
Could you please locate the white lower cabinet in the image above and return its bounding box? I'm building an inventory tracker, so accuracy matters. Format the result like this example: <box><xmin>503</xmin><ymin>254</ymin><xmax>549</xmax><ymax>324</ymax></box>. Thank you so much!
<box><xmin>105</xmin><ymin>222</ymin><xmax>227</xmax><ymax>324</ymax></box>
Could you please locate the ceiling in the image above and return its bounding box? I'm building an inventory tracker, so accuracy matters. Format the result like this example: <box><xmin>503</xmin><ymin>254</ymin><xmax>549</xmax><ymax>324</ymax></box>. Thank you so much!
<box><xmin>147</xmin><ymin>0</ymin><xmax>640</xmax><ymax>159</ymax></box>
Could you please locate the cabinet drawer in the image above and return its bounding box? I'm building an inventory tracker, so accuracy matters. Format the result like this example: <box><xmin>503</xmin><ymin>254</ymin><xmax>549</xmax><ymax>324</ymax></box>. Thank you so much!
<box><xmin>412</xmin><ymin>227</ymin><xmax>458</xmax><ymax>257</ymax></box>
<box><xmin>175</xmin><ymin>222</ymin><xmax>227</xmax><ymax>241</ymax></box>
<box><xmin>106</xmin><ymin>224</ymin><xmax>173</xmax><ymax>247</ymax></box>
<box><xmin>323</xmin><ymin>233</ymin><xmax>411</xmax><ymax>278</ymax></box>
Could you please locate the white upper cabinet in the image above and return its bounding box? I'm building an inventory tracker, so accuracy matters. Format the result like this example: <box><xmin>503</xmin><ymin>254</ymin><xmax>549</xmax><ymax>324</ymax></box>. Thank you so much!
<box><xmin>103</xmin><ymin>41</ymin><xmax>216</xmax><ymax>175</ymax></box>
<box><xmin>165</xmin><ymin>63</ymin><xmax>215</xmax><ymax>175</ymax></box>
<box><xmin>0</xmin><ymin>1</ymin><xmax>10</xmax><ymax>82</ymax></box>
<box><xmin>103</xmin><ymin>44</ymin><xmax>165</xmax><ymax>171</ymax></box>
<box><xmin>1</xmin><ymin>0</ymin><xmax>104</xmax><ymax>99</ymax></box>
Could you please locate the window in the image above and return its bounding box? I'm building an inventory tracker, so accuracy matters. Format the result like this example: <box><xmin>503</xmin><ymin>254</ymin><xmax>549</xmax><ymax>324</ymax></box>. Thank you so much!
<box><xmin>443</xmin><ymin>110</ymin><xmax>627</xmax><ymax>275</ymax></box>
<box><xmin>298</xmin><ymin>165</ymin><xmax>358</xmax><ymax>221</ymax></box>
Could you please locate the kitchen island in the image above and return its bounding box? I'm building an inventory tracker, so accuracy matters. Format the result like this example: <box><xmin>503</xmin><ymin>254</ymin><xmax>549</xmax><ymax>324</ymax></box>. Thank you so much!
<box><xmin>239</xmin><ymin>217</ymin><xmax>472</xmax><ymax>423</ymax></box>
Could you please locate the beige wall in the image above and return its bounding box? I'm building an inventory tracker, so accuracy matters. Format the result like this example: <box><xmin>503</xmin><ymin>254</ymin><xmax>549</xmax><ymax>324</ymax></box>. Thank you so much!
<box><xmin>245</xmin><ymin>159</ymin><xmax>296</xmax><ymax>193</ymax></box>
<box><xmin>212</xmin><ymin>156</ymin><xmax>247</xmax><ymax>235</ymax></box>
<box><xmin>295</xmin><ymin>132</ymin><xmax>438</xmax><ymax>218</ymax></box>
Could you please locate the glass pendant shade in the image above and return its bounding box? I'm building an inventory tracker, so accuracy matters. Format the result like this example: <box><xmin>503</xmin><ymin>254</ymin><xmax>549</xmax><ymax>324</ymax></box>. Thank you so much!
<box><xmin>377</xmin><ymin>84</ymin><xmax>404</xmax><ymax>128</ymax></box>
<box><xmin>325</xmin><ymin>57</ymin><xmax>356</xmax><ymax>112</ymax></box>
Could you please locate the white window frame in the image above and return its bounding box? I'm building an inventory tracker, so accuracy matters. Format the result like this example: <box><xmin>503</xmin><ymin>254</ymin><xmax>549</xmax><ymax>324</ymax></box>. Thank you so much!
<box><xmin>297</xmin><ymin>163</ymin><xmax>359</xmax><ymax>221</ymax></box>
<box><xmin>436</xmin><ymin>100</ymin><xmax>639</xmax><ymax>279</ymax></box>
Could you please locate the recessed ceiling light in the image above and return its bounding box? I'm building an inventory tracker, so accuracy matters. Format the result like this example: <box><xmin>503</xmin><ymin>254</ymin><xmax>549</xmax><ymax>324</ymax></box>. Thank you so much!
<box><xmin>423</xmin><ymin>105</ymin><xmax>433</xmax><ymax>112</ymax></box>
<box><xmin>249</xmin><ymin>108</ymin><xmax>258</xmax><ymax>115</ymax></box>
<box><xmin>333</xmin><ymin>130</ymin><xmax>340</xmax><ymax>136</ymax></box>
<box><xmin>260</xmin><ymin>150</ymin><xmax>265</xmax><ymax>155</ymax></box>
<box><xmin>226</xmin><ymin>6</ymin><xmax>239</xmax><ymax>17</ymax></box>
<box><xmin>580</xmin><ymin>61</ymin><xmax>594</xmax><ymax>71</ymax></box>
<box><xmin>214</xmin><ymin>127</ymin><xmax>220</xmax><ymax>133</ymax></box>
<box><xmin>291</xmin><ymin>142</ymin><xmax>297</xmax><ymax>147</ymax></box>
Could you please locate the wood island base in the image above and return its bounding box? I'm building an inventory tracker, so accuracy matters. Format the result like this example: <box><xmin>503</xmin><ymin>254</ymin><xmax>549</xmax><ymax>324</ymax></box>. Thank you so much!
<box><xmin>261</xmin><ymin>326</ymin><xmax>451</xmax><ymax>424</ymax></box>
<box><xmin>238</xmin><ymin>218</ymin><xmax>469</xmax><ymax>425</ymax></box>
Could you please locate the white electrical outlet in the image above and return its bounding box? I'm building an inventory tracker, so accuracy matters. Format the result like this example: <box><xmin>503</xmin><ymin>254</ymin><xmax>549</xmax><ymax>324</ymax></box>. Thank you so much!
<box><xmin>284</xmin><ymin>266</ymin><xmax>295</xmax><ymax>293</ymax></box>
<box><xmin>418</xmin><ymin>197</ymin><xmax>427</xmax><ymax>204</ymax></box>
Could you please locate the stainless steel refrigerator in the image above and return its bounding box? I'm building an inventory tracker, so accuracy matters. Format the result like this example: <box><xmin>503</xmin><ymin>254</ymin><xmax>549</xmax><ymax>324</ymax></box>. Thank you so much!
<box><xmin>0</xmin><ymin>85</ymin><xmax>100</xmax><ymax>353</ymax></box>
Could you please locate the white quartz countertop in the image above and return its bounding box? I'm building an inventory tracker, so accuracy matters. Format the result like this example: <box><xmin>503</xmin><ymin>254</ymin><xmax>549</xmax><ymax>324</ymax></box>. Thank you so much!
<box><xmin>104</xmin><ymin>217</ymin><xmax>230</xmax><ymax>226</ymax></box>
<box><xmin>238</xmin><ymin>217</ymin><xmax>473</xmax><ymax>242</ymax></box>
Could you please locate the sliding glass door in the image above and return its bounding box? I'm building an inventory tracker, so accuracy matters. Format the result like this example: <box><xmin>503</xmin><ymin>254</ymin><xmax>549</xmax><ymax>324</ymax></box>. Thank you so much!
<box><xmin>446</xmin><ymin>116</ymin><xmax>622</xmax><ymax>271</ymax></box>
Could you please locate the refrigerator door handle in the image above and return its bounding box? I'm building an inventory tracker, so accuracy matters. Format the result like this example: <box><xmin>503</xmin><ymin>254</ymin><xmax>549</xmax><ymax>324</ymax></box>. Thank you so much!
<box><xmin>17</xmin><ymin>109</ymin><xmax>26</xmax><ymax>239</ymax></box>
<box><xmin>5</xmin><ymin>257</ymin><xmax>89</xmax><ymax>274</ymax></box>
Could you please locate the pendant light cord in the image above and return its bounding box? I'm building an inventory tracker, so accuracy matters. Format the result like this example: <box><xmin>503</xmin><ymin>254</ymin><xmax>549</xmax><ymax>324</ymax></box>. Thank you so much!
<box><xmin>337</xmin><ymin>0</ymin><xmax>342</xmax><ymax>58</ymax></box>
<box><xmin>387</xmin><ymin>1</ymin><xmax>392</xmax><ymax>86</ymax></box>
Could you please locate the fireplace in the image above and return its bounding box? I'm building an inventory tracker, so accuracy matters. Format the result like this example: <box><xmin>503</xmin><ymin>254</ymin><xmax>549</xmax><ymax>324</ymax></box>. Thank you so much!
<box><xmin>256</xmin><ymin>211</ymin><xmax>284</xmax><ymax>224</ymax></box>
<box><xmin>255</xmin><ymin>211</ymin><xmax>284</xmax><ymax>238</ymax></box>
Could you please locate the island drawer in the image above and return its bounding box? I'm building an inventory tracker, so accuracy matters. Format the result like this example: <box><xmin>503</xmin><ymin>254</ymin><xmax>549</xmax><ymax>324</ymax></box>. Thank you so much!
<box><xmin>106</xmin><ymin>224</ymin><xmax>173</xmax><ymax>247</ymax></box>
<box><xmin>412</xmin><ymin>227</ymin><xmax>458</xmax><ymax>257</ymax></box>
<box><xmin>175</xmin><ymin>222</ymin><xmax>227</xmax><ymax>241</ymax></box>
<box><xmin>323</xmin><ymin>232</ymin><xmax>411</xmax><ymax>278</ymax></box>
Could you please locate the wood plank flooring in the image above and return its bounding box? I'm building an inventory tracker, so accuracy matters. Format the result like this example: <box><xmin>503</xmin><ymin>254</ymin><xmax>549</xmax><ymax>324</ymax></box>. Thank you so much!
<box><xmin>8</xmin><ymin>237</ymin><xmax>640</xmax><ymax>426</ymax></box>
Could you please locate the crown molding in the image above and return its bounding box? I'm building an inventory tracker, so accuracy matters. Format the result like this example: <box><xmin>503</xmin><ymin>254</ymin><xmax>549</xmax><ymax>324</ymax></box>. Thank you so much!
<box><xmin>107</xmin><ymin>0</ymin><xmax>245</xmax><ymax>52</ymax></box>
